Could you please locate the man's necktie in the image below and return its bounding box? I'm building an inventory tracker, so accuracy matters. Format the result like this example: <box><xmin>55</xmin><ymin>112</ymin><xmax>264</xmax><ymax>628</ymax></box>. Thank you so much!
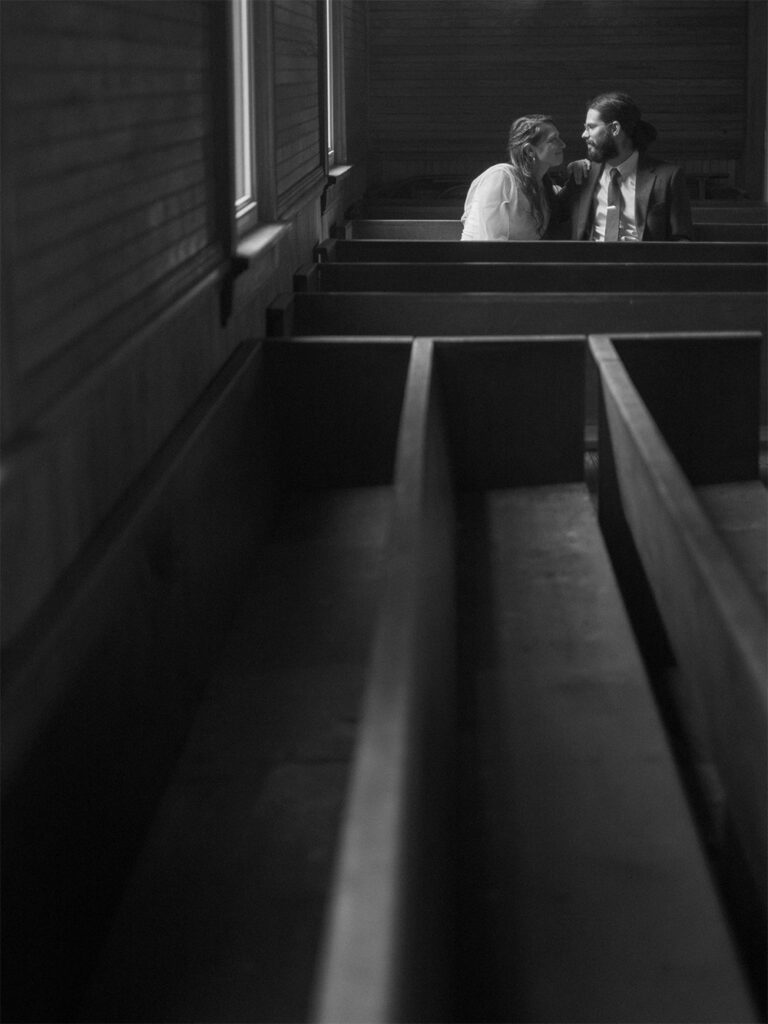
<box><xmin>604</xmin><ymin>167</ymin><xmax>622</xmax><ymax>242</ymax></box>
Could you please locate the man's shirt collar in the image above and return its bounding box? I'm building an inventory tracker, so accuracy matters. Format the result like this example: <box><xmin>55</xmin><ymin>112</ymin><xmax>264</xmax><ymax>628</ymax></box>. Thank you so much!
<box><xmin>602</xmin><ymin>150</ymin><xmax>639</xmax><ymax>182</ymax></box>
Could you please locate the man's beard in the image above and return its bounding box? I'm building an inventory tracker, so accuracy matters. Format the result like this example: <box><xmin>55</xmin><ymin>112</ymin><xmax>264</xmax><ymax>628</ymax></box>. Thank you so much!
<box><xmin>587</xmin><ymin>133</ymin><xmax>618</xmax><ymax>162</ymax></box>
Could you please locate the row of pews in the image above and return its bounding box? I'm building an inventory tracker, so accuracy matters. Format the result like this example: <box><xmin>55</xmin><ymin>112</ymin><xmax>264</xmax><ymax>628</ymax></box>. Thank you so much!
<box><xmin>348</xmin><ymin>197</ymin><xmax>768</xmax><ymax>243</ymax></box>
<box><xmin>66</xmin><ymin>216</ymin><xmax>766</xmax><ymax>1022</ymax></box>
<box><xmin>269</xmin><ymin>216</ymin><xmax>767</xmax><ymax>1021</ymax></box>
<box><xmin>340</xmin><ymin>218</ymin><xmax>767</xmax><ymax>243</ymax></box>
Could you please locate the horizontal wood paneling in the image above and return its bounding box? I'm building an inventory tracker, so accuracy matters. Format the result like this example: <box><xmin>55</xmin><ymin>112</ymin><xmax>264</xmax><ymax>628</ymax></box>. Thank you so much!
<box><xmin>2</xmin><ymin>340</ymin><xmax>276</xmax><ymax>1023</ymax></box>
<box><xmin>343</xmin><ymin>0</ymin><xmax>368</xmax><ymax>163</ymax></box>
<box><xmin>274</xmin><ymin>0</ymin><xmax>325</xmax><ymax>213</ymax></box>
<box><xmin>366</xmin><ymin>0</ymin><xmax>751</xmax><ymax>188</ymax></box>
<box><xmin>1</xmin><ymin>0</ymin><xmax>223</xmax><ymax>436</ymax></box>
<box><xmin>0</xmin><ymin>0</ymin><xmax>341</xmax><ymax>649</ymax></box>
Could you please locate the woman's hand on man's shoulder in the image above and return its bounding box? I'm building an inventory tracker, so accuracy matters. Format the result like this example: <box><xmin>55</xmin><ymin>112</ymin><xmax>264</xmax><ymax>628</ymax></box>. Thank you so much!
<box><xmin>566</xmin><ymin>159</ymin><xmax>591</xmax><ymax>184</ymax></box>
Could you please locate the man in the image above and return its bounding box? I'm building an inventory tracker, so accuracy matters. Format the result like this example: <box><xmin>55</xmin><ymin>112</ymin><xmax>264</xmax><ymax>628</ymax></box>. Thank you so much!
<box><xmin>558</xmin><ymin>92</ymin><xmax>693</xmax><ymax>241</ymax></box>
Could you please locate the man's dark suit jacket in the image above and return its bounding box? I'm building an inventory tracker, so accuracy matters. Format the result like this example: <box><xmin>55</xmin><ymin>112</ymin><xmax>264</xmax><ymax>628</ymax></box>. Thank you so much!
<box><xmin>555</xmin><ymin>154</ymin><xmax>694</xmax><ymax>241</ymax></box>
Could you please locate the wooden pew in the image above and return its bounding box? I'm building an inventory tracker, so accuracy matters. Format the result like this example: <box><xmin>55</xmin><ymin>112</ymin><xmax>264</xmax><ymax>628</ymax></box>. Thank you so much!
<box><xmin>692</xmin><ymin>204</ymin><xmax>768</xmax><ymax>224</ymax></box>
<box><xmin>267</xmin><ymin>290</ymin><xmax>768</xmax><ymax>339</ymax></box>
<box><xmin>696</xmin><ymin>222</ymin><xmax>768</xmax><ymax>242</ymax></box>
<box><xmin>343</xmin><ymin>218</ymin><xmax>768</xmax><ymax>243</ymax></box>
<box><xmin>310</xmin><ymin>336</ymin><xmax>457</xmax><ymax>1024</ymax></box>
<box><xmin>2</xmin><ymin>341</ymin><xmax>279</xmax><ymax>1022</ymax></box>
<box><xmin>344</xmin><ymin>218</ymin><xmax>462</xmax><ymax>239</ymax></box>
<box><xmin>267</xmin><ymin>294</ymin><xmax>767</xmax><ymax>441</ymax></box>
<box><xmin>316</xmin><ymin>237</ymin><xmax>768</xmax><ymax>264</ymax></box>
<box><xmin>75</xmin><ymin>338</ymin><xmax>418</xmax><ymax>1023</ymax></box>
<box><xmin>590</xmin><ymin>331</ymin><xmax>767</xmax><ymax>911</ymax></box>
<box><xmin>312</xmin><ymin>335</ymin><xmax>759</xmax><ymax>1023</ymax></box>
<box><xmin>360</xmin><ymin>202</ymin><xmax>463</xmax><ymax>219</ymax></box>
<box><xmin>295</xmin><ymin>260</ymin><xmax>768</xmax><ymax>294</ymax></box>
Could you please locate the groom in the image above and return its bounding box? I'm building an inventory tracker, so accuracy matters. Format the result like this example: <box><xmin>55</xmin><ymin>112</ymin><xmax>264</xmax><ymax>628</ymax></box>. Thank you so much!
<box><xmin>558</xmin><ymin>91</ymin><xmax>693</xmax><ymax>241</ymax></box>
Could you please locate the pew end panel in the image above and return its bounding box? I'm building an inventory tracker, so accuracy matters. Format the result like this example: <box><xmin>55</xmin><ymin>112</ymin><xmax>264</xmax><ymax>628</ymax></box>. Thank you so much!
<box><xmin>266</xmin><ymin>292</ymin><xmax>295</xmax><ymax>337</ymax></box>
<box><xmin>293</xmin><ymin>261</ymin><xmax>321</xmax><ymax>291</ymax></box>
<box><xmin>590</xmin><ymin>333</ymin><xmax>768</xmax><ymax>912</ymax></box>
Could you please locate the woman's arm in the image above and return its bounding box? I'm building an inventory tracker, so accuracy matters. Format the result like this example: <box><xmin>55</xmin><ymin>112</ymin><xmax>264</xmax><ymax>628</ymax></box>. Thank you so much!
<box><xmin>462</xmin><ymin>167</ymin><xmax>512</xmax><ymax>240</ymax></box>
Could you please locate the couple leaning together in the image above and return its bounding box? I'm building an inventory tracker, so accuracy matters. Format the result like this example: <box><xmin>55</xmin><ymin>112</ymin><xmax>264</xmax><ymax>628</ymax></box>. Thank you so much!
<box><xmin>460</xmin><ymin>91</ymin><xmax>693</xmax><ymax>243</ymax></box>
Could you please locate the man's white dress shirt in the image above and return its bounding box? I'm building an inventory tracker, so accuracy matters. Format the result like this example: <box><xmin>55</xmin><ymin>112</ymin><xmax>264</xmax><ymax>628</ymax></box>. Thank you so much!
<box><xmin>591</xmin><ymin>150</ymin><xmax>640</xmax><ymax>242</ymax></box>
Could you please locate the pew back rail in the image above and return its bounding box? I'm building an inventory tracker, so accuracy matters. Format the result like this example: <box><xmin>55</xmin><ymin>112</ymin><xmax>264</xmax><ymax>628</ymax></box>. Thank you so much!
<box><xmin>316</xmin><ymin>238</ymin><xmax>768</xmax><ymax>263</ymax></box>
<box><xmin>341</xmin><ymin>218</ymin><xmax>768</xmax><ymax>243</ymax></box>
<box><xmin>590</xmin><ymin>331</ymin><xmax>767</xmax><ymax>906</ymax></box>
<box><xmin>295</xmin><ymin>261</ymin><xmax>768</xmax><ymax>293</ymax></box>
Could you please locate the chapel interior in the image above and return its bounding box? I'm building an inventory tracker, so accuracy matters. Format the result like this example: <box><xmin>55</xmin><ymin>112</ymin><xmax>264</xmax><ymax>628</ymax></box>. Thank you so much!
<box><xmin>1</xmin><ymin>2</ymin><xmax>767</xmax><ymax>1022</ymax></box>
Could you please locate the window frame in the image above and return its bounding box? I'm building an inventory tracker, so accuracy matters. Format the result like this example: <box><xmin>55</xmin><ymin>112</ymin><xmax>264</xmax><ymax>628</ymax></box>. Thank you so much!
<box><xmin>324</xmin><ymin>0</ymin><xmax>346</xmax><ymax>169</ymax></box>
<box><xmin>231</xmin><ymin>0</ymin><xmax>258</xmax><ymax>227</ymax></box>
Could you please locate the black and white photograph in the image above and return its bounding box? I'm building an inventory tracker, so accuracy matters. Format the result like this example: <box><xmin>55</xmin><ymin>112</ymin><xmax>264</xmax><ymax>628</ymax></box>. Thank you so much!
<box><xmin>2</xmin><ymin>2</ymin><xmax>766</xmax><ymax>1021</ymax></box>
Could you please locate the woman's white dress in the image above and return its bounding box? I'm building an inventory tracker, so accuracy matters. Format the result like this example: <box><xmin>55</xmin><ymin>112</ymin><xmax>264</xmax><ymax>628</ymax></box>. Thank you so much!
<box><xmin>460</xmin><ymin>163</ymin><xmax>550</xmax><ymax>240</ymax></box>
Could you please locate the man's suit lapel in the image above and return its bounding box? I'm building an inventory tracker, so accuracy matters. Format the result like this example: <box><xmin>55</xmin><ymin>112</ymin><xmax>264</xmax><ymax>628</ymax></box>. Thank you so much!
<box><xmin>576</xmin><ymin>163</ymin><xmax>603</xmax><ymax>239</ymax></box>
<box><xmin>635</xmin><ymin>157</ymin><xmax>657</xmax><ymax>240</ymax></box>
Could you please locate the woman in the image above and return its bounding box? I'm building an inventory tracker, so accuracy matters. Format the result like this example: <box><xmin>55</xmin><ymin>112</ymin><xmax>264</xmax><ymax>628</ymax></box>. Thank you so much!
<box><xmin>460</xmin><ymin>115</ymin><xmax>566</xmax><ymax>241</ymax></box>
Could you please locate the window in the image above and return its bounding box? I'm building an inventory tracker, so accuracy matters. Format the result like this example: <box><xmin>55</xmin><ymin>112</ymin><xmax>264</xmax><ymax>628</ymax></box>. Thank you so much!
<box><xmin>324</xmin><ymin>0</ymin><xmax>346</xmax><ymax>169</ymax></box>
<box><xmin>324</xmin><ymin>0</ymin><xmax>335</xmax><ymax>166</ymax></box>
<box><xmin>232</xmin><ymin>0</ymin><xmax>256</xmax><ymax>219</ymax></box>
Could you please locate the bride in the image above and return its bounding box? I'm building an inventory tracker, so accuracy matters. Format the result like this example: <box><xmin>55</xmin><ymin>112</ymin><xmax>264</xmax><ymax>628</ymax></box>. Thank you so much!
<box><xmin>461</xmin><ymin>115</ymin><xmax>572</xmax><ymax>241</ymax></box>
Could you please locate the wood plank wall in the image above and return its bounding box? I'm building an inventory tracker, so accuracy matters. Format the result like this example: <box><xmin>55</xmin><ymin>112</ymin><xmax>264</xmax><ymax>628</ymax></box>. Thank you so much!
<box><xmin>1</xmin><ymin>4</ymin><xmax>372</xmax><ymax>1016</ymax></box>
<box><xmin>343</xmin><ymin>0</ymin><xmax>369</xmax><ymax>163</ymax></box>
<box><xmin>1</xmin><ymin>0</ymin><xmax>223</xmax><ymax>435</ymax></box>
<box><xmin>365</xmin><ymin>0</ymin><xmax>756</xmax><ymax>193</ymax></box>
<box><xmin>0</xmin><ymin>0</ymin><xmax>369</xmax><ymax>650</ymax></box>
<box><xmin>274</xmin><ymin>0</ymin><xmax>326</xmax><ymax>214</ymax></box>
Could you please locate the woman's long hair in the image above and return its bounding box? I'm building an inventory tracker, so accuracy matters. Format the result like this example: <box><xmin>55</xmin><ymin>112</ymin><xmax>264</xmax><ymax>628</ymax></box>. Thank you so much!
<box><xmin>507</xmin><ymin>115</ymin><xmax>556</xmax><ymax>233</ymax></box>
<box><xmin>589</xmin><ymin>91</ymin><xmax>657</xmax><ymax>152</ymax></box>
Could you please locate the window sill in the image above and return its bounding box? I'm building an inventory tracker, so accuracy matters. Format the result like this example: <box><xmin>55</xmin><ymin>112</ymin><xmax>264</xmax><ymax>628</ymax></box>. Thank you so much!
<box><xmin>328</xmin><ymin>164</ymin><xmax>354</xmax><ymax>183</ymax></box>
<box><xmin>236</xmin><ymin>222</ymin><xmax>290</xmax><ymax>263</ymax></box>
